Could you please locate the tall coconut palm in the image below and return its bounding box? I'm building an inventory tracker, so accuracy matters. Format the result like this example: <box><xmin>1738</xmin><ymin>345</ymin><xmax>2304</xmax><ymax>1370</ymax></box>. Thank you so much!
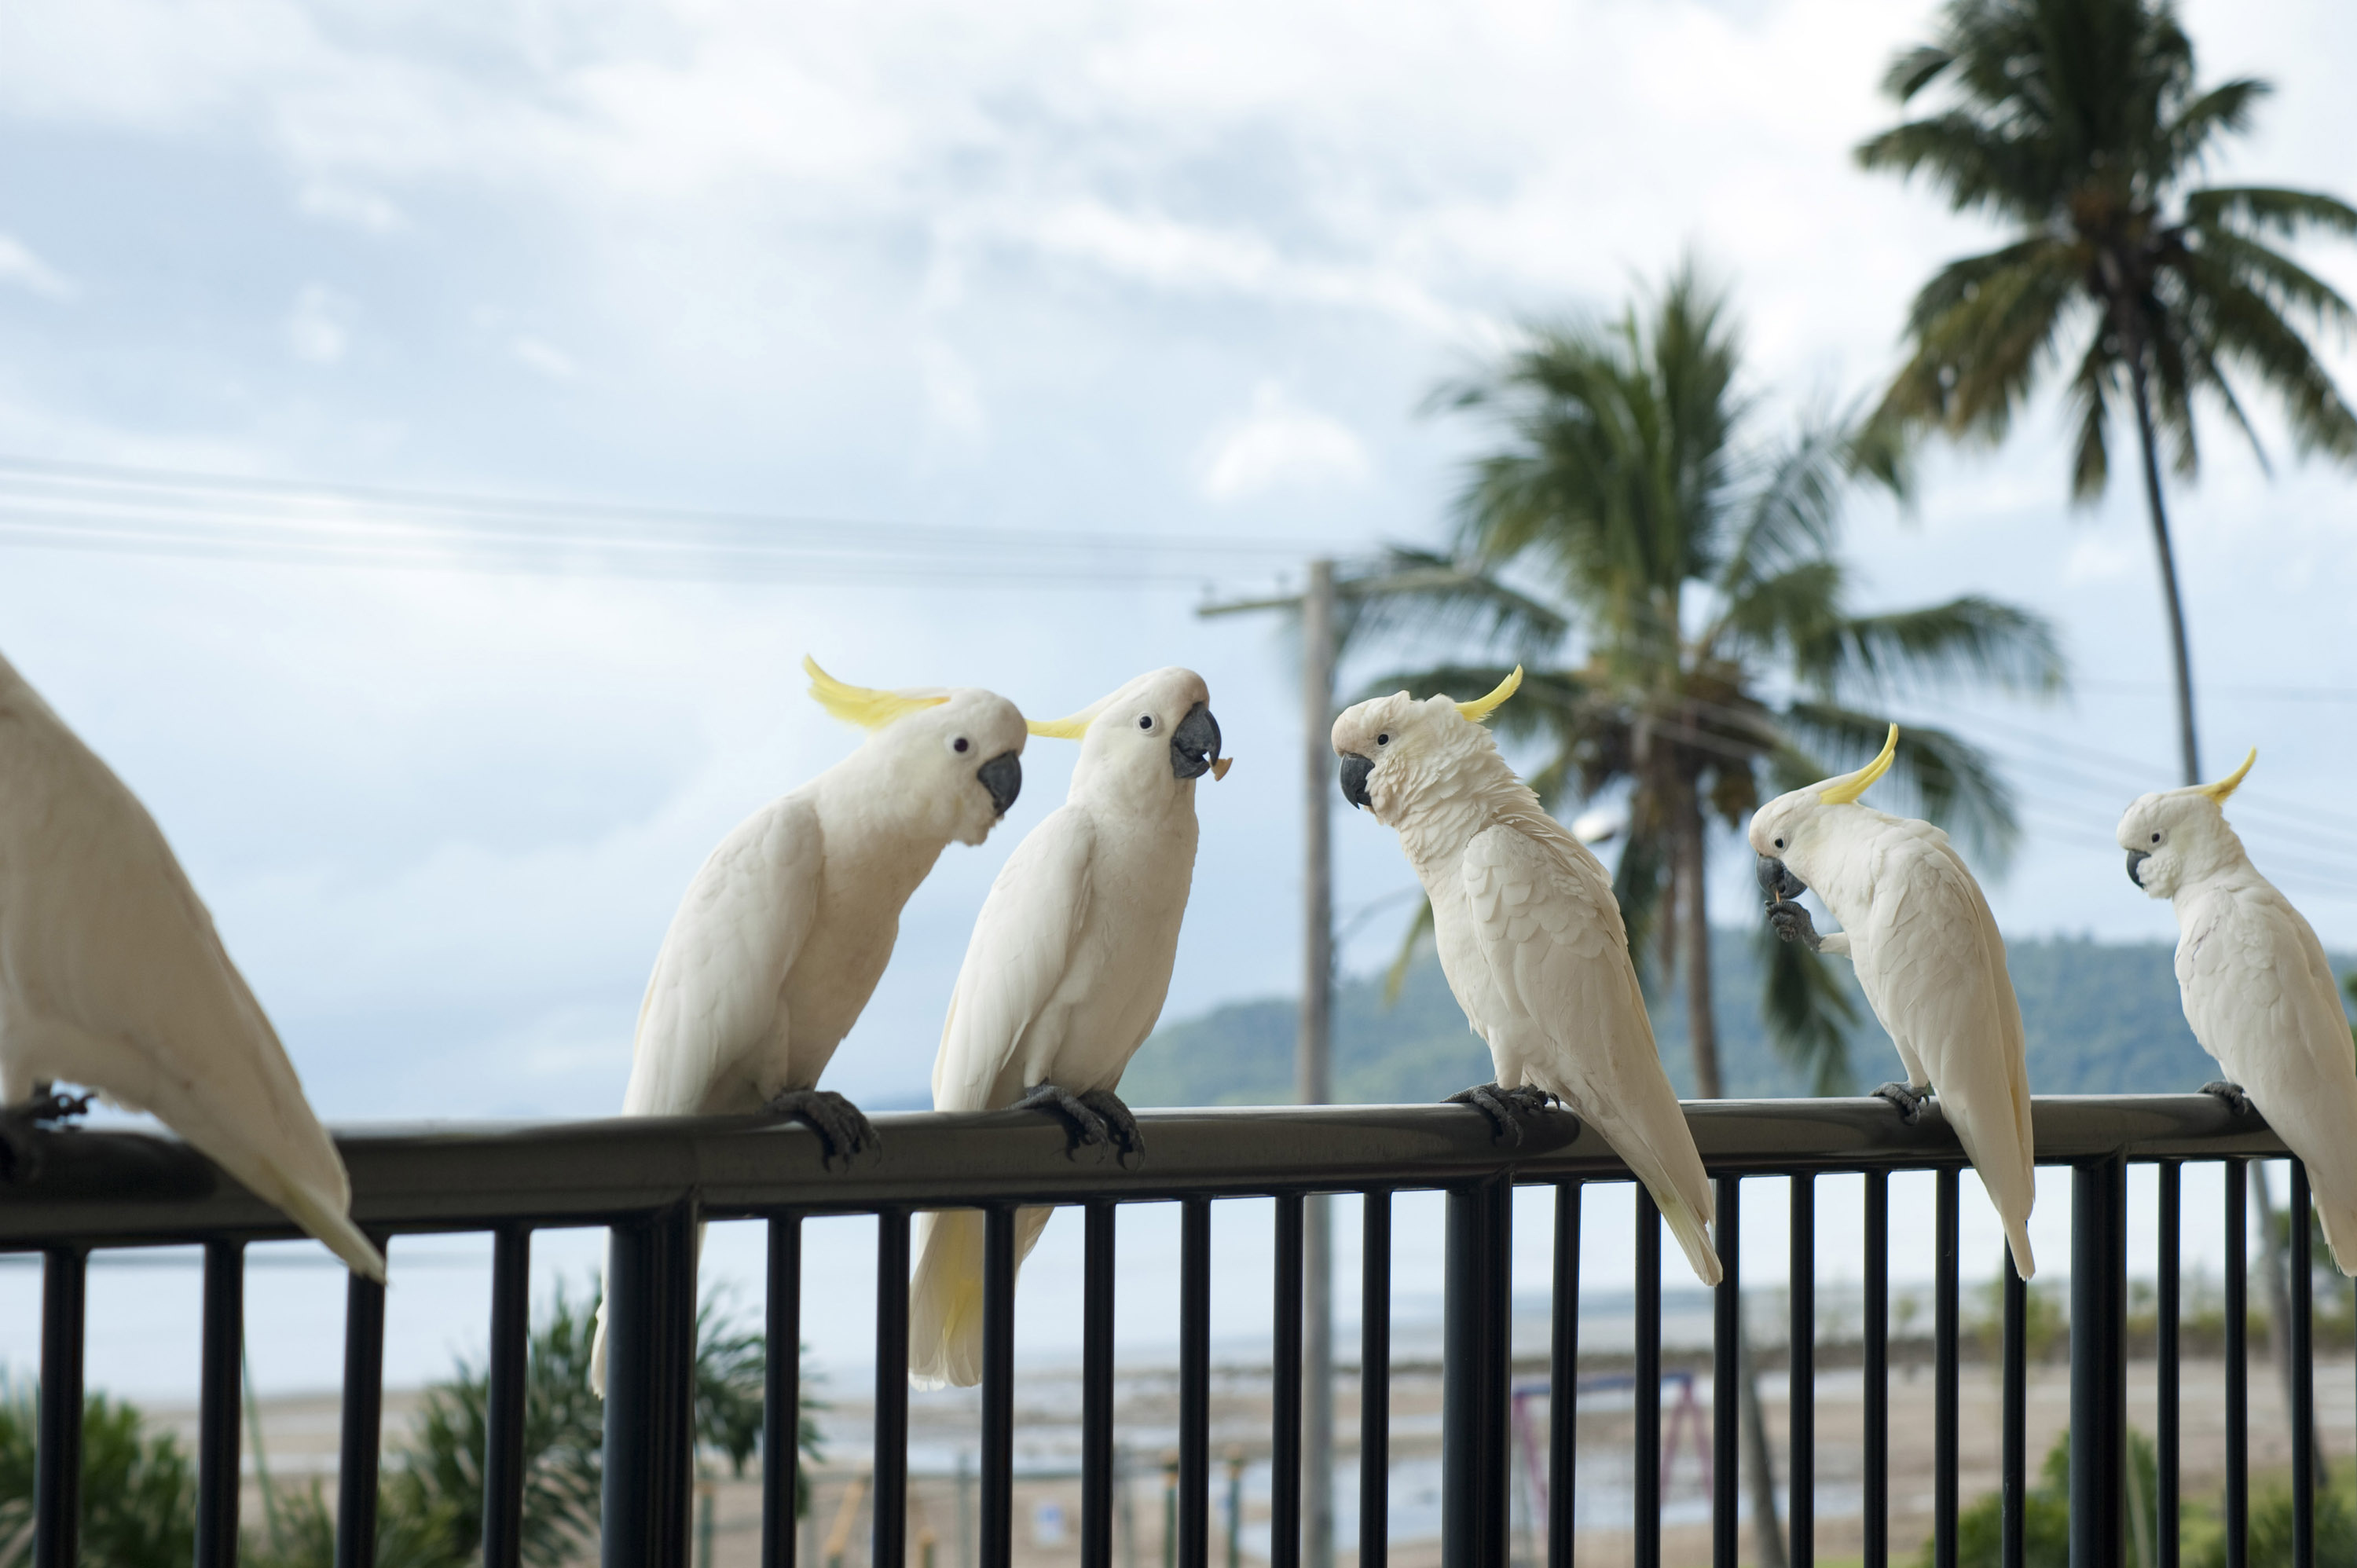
<box><xmin>1370</xmin><ymin>266</ymin><xmax>2066</xmax><ymax>1566</ymax></box>
<box><xmin>1857</xmin><ymin>0</ymin><xmax>2357</xmax><ymax>789</ymax></box>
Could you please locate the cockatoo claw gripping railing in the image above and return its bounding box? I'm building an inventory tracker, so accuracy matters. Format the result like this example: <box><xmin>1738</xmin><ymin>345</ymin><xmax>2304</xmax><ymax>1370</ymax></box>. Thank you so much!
<box><xmin>0</xmin><ymin>1094</ymin><xmax>2324</xmax><ymax>1568</ymax></box>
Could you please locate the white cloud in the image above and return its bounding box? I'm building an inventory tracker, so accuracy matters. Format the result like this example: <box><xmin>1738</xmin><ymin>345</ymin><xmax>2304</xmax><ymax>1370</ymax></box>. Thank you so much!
<box><xmin>511</xmin><ymin>335</ymin><xmax>577</xmax><ymax>379</ymax></box>
<box><xmin>0</xmin><ymin>233</ymin><xmax>75</xmax><ymax>298</ymax></box>
<box><xmin>1197</xmin><ymin>383</ymin><xmax>1369</xmax><ymax>502</ymax></box>
<box><xmin>284</xmin><ymin>282</ymin><xmax>350</xmax><ymax>363</ymax></box>
<box><xmin>297</xmin><ymin>181</ymin><xmax>404</xmax><ymax>233</ymax></box>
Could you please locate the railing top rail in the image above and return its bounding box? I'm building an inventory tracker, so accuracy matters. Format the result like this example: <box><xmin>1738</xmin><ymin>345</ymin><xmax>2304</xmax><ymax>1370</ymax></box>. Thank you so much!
<box><xmin>0</xmin><ymin>1094</ymin><xmax>2288</xmax><ymax>1251</ymax></box>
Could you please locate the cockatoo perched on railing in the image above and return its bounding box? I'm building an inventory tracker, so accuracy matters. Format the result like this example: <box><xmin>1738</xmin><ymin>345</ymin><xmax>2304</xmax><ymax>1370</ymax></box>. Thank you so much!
<box><xmin>1331</xmin><ymin>669</ymin><xmax>1722</xmax><ymax>1288</ymax></box>
<box><xmin>1750</xmin><ymin>724</ymin><xmax>2037</xmax><ymax>1279</ymax></box>
<box><xmin>2120</xmin><ymin>749</ymin><xmax>2357</xmax><ymax>1276</ymax></box>
<box><xmin>0</xmin><ymin>649</ymin><xmax>383</xmax><ymax>1280</ymax></box>
<box><xmin>592</xmin><ymin>657</ymin><xmax>1028</xmax><ymax>1394</ymax></box>
<box><xmin>907</xmin><ymin>667</ymin><xmax>1228</xmax><ymax>1387</ymax></box>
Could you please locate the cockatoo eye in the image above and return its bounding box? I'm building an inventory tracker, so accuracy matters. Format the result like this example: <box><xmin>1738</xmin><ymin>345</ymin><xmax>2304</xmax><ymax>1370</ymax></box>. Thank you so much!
<box><xmin>2150</xmin><ymin>831</ymin><xmax>2161</xmax><ymax>844</ymax></box>
<box><xmin>1376</xmin><ymin>733</ymin><xmax>1390</xmax><ymax>746</ymax></box>
<box><xmin>1138</xmin><ymin>715</ymin><xmax>1156</xmax><ymax>731</ymax></box>
<box><xmin>948</xmin><ymin>736</ymin><xmax>971</xmax><ymax>755</ymax></box>
<box><xmin>1773</xmin><ymin>837</ymin><xmax>1785</xmax><ymax>850</ymax></box>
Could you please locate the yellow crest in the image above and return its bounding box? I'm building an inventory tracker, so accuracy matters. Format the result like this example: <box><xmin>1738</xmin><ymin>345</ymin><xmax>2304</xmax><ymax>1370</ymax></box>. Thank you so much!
<box><xmin>1026</xmin><ymin>709</ymin><xmax>1095</xmax><ymax>741</ymax></box>
<box><xmin>2194</xmin><ymin>747</ymin><xmax>2256</xmax><ymax>804</ymax></box>
<box><xmin>1818</xmin><ymin>724</ymin><xmax>1898</xmax><ymax>805</ymax></box>
<box><xmin>1453</xmin><ymin>666</ymin><xmax>1523</xmax><ymax>724</ymax></box>
<box><xmin>802</xmin><ymin>656</ymin><xmax>949</xmax><ymax>731</ymax></box>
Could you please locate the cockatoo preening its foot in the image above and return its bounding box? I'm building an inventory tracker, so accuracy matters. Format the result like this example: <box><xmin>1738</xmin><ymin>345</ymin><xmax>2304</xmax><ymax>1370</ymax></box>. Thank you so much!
<box><xmin>2120</xmin><ymin>749</ymin><xmax>2357</xmax><ymax>1277</ymax></box>
<box><xmin>908</xmin><ymin>669</ymin><xmax>1227</xmax><ymax>1386</ymax></box>
<box><xmin>1749</xmin><ymin>725</ymin><xmax>2038</xmax><ymax>1280</ymax></box>
<box><xmin>1332</xmin><ymin>669</ymin><xmax>1723</xmax><ymax>1289</ymax></box>
<box><xmin>0</xmin><ymin>650</ymin><xmax>386</xmax><ymax>1280</ymax></box>
<box><xmin>763</xmin><ymin>1088</ymin><xmax>879</xmax><ymax>1168</ymax></box>
<box><xmin>1447</xmin><ymin>1082</ymin><xmax>1560</xmax><ymax>1145</ymax></box>
<box><xmin>589</xmin><ymin>658</ymin><xmax>1030</xmax><ymax>1396</ymax></box>
<box><xmin>1873</xmin><ymin>1082</ymin><xmax>1931</xmax><ymax>1123</ymax></box>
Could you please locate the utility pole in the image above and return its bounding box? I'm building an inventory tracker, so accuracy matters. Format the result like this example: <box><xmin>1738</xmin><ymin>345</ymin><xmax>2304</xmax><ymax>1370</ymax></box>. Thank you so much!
<box><xmin>1297</xmin><ymin>559</ymin><xmax>1336</xmax><ymax>1568</ymax></box>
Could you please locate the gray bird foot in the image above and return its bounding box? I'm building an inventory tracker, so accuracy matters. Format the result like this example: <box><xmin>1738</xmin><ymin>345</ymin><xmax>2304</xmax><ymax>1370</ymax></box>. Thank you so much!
<box><xmin>2201</xmin><ymin>1080</ymin><xmax>2256</xmax><ymax>1118</ymax></box>
<box><xmin>1873</xmin><ymin>1081</ymin><xmax>1931</xmax><ymax>1123</ymax></box>
<box><xmin>1076</xmin><ymin>1089</ymin><xmax>1146</xmax><ymax>1167</ymax></box>
<box><xmin>0</xmin><ymin>1089</ymin><xmax>92</xmax><ymax>1185</ymax></box>
<box><xmin>1446</xmin><ymin>1083</ymin><xmax>1559</xmax><ymax>1146</ymax></box>
<box><xmin>1766</xmin><ymin>899</ymin><xmax>1824</xmax><ymax>951</ymax></box>
<box><xmin>763</xmin><ymin>1089</ymin><xmax>880</xmax><ymax>1170</ymax></box>
<box><xmin>1017</xmin><ymin>1083</ymin><xmax>1115</xmax><ymax>1160</ymax></box>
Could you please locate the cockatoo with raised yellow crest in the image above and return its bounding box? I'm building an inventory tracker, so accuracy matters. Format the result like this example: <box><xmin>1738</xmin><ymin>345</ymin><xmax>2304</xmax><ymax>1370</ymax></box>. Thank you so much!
<box><xmin>2120</xmin><ymin>749</ymin><xmax>2357</xmax><ymax>1275</ymax></box>
<box><xmin>1750</xmin><ymin>724</ymin><xmax>2036</xmax><ymax>1278</ymax></box>
<box><xmin>1332</xmin><ymin>669</ymin><xmax>1722</xmax><ymax>1288</ymax></box>
<box><xmin>591</xmin><ymin>657</ymin><xmax>1027</xmax><ymax>1394</ymax></box>
<box><xmin>907</xmin><ymin>667</ymin><xmax>1229</xmax><ymax>1387</ymax></box>
<box><xmin>0</xmin><ymin>648</ymin><xmax>384</xmax><ymax>1280</ymax></box>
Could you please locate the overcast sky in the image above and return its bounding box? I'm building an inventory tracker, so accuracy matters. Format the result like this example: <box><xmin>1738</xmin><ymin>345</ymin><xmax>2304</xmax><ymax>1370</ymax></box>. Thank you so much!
<box><xmin>2</xmin><ymin>0</ymin><xmax>2355</xmax><ymax>1123</ymax></box>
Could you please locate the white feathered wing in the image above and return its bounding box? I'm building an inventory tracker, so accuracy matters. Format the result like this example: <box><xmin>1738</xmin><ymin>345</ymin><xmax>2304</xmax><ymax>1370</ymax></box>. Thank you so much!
<box><xmin>1857</xmin><ymin>835</ymin><xmax>2037</xmax><ymax>1278</ymax></box>
<box><xmin>0</xmin><ymin>661</ymin><xmax>383</xmax><ymax>1280</ymax></box>
<box><xmin>907</xmin><ymin>811</ymin><xmax>1097</xmax><ymax>1387</ymax></box>
<box><xmin>1460</xmin><ymin>825</ymin><xmax>1721</xmax><ymax>1288</ymax></box>
<box><xmin>2178</xmin><ymin>883</ymin><xmax>2357</xmax><ymax>1275</ymax></box>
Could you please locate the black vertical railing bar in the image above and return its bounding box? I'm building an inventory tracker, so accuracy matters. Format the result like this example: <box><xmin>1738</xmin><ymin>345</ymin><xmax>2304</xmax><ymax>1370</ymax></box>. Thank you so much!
<box><xmin>603</xmin><ymin>1201</ymin><xmax>698</xmax><ymax>1568</ymax></box>
<box><xmin>2157</xmin><ymin>1163</ymin><xmax>2180</xmax><ymax>1568</ymax></box>
<box><xmin>1711</xmin><ymin>1177</ymin><xmax>1739</xmax><ymax>1568</ymax></box>
<box><xmin>2289</xmin><ymin>1160</ymin><xmax>2314</xmax><ymax>1568</ymax></box>
<box><xmin>1443</xmin><ymin>1177</ymin><xmax>1510</xmax><ymax>1568</ymax></box>
<box><xmin>1864</xmin><ymin>1171</ymin><xmax>1888</xmax><ymax>1568</ymax></box>
<box><xmin>335</xmin><ymin>1236</ymin><xmax>388</xmax><ymax>1568</ymax></box>
<box><xmin>2069</xmin><ymin>1158</ymin><xmax>2127</xmax><ymax>1568</ymax></box>
<box><xmin>1082</xmin><ymin>1200</ymin><xmax>1117</xmax><ymax>1568</ymax></box>
<box><xmin>1934</xmin><ymin>1170</ymin><xmax>1959</xmax><ymax>1568</ymax></box>
<box><xmin>1791</xmin><ymin>1175</ymin><xmax>1815</xmax><ymax>1568</ymax></box>
<box><xmin>1361</xmin><ymin>1190</ymin><xmax>1392</xmax><ymax>1568</ymax></box>
<box><xmin>196</xmin><ymin>1239</ymin><xmax>244</xmax><ymax>1568</ymax></box>
<box><xmin>1179</xmin><ymin>1196</ymin><xmax>1212</xmax><ymax>1568</ymax></box>
<box><xmin>33</xmin><ymin>1244</ymin><xmax>86</xmax><ymax>1568</ymax></box>
<box><xmin>1552</xmin><ymin>1181</ymin><xmax>1583</xmax><ymax>1568</ymax></box>
<box><xmin>1272</xmin><ymin>1192</ymin><xmax>1305</xmax><ymax>1568</ymax></box>
<box><xmin>1636</xmin><ymin>1188</ymin><xmax>1662</xmax><ymax>1568</ymax></box>
<box><xmin>763</xmin><ymin>1214</ymin><xmax>803</xmax><ymax>1568</ymax></box>
<box><xmin>483</xmin><ymin>1223</ymin><xmax>532</xmax><ymax>1568</ymax></box>
<box><xmin>980</xmin><ymin>1205</ymin><xmax>1017</xmax><ymax>1568</ymax></box>
<box><xmin>874</xmin><ymin>1206</ymin><xmax>912</xmax><ymax>1568</ymax></box>
<box><xmin>2000</xmin><ymin>1252</ymin><xmax>2026</xmax><ymax>1568</ymax></box>
<box><xmin>2225</xmin><ymin>1160</ymin><xmax>2248</xmax><ymax>1568</ymax></box>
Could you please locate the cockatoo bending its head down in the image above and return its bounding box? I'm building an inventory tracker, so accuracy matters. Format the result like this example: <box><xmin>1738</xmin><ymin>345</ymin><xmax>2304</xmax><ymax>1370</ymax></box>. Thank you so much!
<box><xmin>1749</xmin><ymin>725</ymin><xmax>2038</xmax><ymax>1279</ymax></box>
<box><xmin>1332</xmin><ymin>668</ymin><xmax>1723</xmax><ymax>1288</ymax></box>
<box><xmin>2119</xmin><ymin>750</ymin><xmax>2357</xmax><ymax>1276</ymax></box>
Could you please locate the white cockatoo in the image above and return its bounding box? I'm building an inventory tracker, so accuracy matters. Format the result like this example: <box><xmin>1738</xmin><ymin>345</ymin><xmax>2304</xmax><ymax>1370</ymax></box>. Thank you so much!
<box><xmin>907</xmin><ymin>667</ymin><xmax>1229</xmax><ymax>1387</ymax></box>
<box><xmin>0</xmin><ymin>650</ymin><xmax>384</xmax><ymax>1280</ymax></box>
<box><xmin>1747</xmin><ymin>724</ymin><xmax>2038</xmax><ymax>1279</ymax></box>
<box><xmin>2120</xmin><ymin>749</ymin><xmax>2357</xmax><ymax>1275</ymax></box>
<box><xmin>1331</xmin><ymin>669</ymin><xmax>1722</xmax><ymax>1288</ymax></box>
<box><xmin>591</xmin><ymin>657</ymin><xmax>1028</xmax><ymax>1394</ymax></box>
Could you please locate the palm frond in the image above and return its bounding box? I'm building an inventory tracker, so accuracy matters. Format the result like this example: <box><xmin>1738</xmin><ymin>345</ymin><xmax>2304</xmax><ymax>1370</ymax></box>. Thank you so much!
<box><xmin>1757</xmin><ymin>923</ymin><xmax>1861</xmax><ymax>1096</ymax></box>
<box><xmin>1796</xmin><ymin>596</ymin><xmax>2068</xmax><ymax>700</ymax></box>
<box><xmin>2183</xmin><ymin>185</ymin><xmax>2357</xmax><ymax>242</ymax></box>
<box><xmin>1382</xmin><ymin>896</ymin><xmax>1436</xmax><ymax>1007</ymax></box>
<box><xmin>2160</xmin><ymin>79</ymin><xmax>2270</xmax><ymax>172</ymax></box>
<box><xmin>1336</xmin><ymin>547</ymin><xmax>1571</xmax><ymax>663</ymax></box>
<box><xmin>1882</xmin><ymin>42</ymin><xmax>1956</xmax><ymax>103</ymax></box>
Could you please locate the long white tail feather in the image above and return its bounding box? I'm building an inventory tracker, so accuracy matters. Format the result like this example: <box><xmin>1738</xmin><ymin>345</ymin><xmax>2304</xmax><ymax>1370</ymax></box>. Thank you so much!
<box><xmin>2319</xmin><ymin>1203</ymin><xmax>2357</xmax><ymax>1278</ymax></box>
<box><xmin>589</xmin><ymin>1222</ymin><xmax>706</xmax><ymax>1397</ymax></box>
<box><xmin>266</xmin><ymin>1163</ymin><xmax>386</xmax><ymax>1282</ymax></box>
<box><xmin>1651</xmin><ymin>1181</ymin><xmax>1723</xmax><ymax>1289</ymax></box>
<box><xmin>909</xmin><ymin>1207</ymin><xmax>1055</xmax><ymax>1388</ymax></box>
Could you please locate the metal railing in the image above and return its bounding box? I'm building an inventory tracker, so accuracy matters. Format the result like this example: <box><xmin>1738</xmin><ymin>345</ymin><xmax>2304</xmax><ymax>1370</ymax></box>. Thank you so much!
<box><xmin>0</xmin><ymin>1093</ymin><xmax>2329</xmax><ymax>1567</ymax></box>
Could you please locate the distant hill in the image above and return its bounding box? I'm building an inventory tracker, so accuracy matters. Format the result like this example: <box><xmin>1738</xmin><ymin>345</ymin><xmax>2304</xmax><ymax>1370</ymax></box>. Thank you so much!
<box><xmin>1121</xmin><ymin>932</ymin><xmax>2357</xmax><ymax>1108</ymax></box>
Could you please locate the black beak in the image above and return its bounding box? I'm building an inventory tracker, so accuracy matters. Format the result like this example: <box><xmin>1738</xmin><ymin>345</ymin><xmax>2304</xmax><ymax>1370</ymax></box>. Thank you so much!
<box><xmin>2125</xmin><ymin>848</ymin><xmax>2150</xmax><ymax>889</ymax></box>
<box><xmin>977</xmin><ymin>751</ymin><xmax>1022</xmax><ymax>817</ymax></box>
<box><xmin>1339</xmin><ymin>753</ymin><xmax>1373</xmax><ymax>810</ymax></box>
<box><xmin>1171</xmin><ymin>702</ymin><xmax>1221</xmax><ymax>780</ymax></box>
<box><xmin>1756</xmin><ymin>855</ymin><xmax>1807</xmax><ymax>904</ymax></box>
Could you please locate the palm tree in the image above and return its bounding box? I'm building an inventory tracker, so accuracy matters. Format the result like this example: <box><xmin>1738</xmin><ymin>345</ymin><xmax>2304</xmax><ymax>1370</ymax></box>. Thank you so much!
<box><xmin>1373</xmin><ymin>264</ymin><xmax>2066</xmax><ymax>1566</ymax></box>
<box><xmin>1856</xmin><ymin>0</ymin><xmax>2357</xmax><ymax>789</ymax></box>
